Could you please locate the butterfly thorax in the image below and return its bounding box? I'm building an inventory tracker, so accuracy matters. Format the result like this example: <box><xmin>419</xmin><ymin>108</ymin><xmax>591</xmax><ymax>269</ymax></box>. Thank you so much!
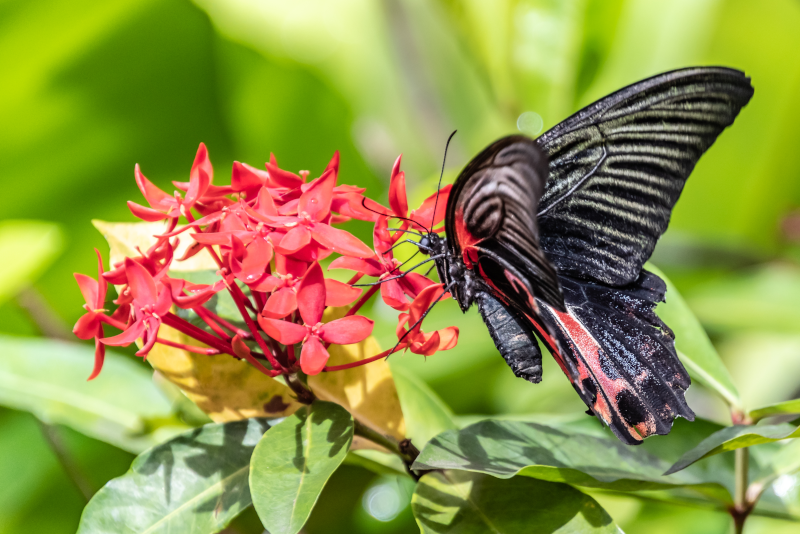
<box><xmin>418</xmin><ymin>232</ymin><xmax>483</xmax><ymax>313</ymax></box>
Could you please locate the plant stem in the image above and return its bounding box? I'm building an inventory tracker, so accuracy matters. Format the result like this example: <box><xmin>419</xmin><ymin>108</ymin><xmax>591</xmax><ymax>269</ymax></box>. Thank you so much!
<box><xmin>345</xmin><ymin>284</ymin><xmax>379</xmax><ymax>317</ymax></box>
<box><xmin>36</xmin><ymin>420</ymin><xmax>94</xmax><ymax>502</ymax></box>
<box><xmin>353</xmin><ymin>419</ymin><xmax>420</xmax><ymax>479</ymax></box>
<box><xmin>732</xmin><ymin>447</ymin><xmax>750</xmax><ymax>534</ymax></box>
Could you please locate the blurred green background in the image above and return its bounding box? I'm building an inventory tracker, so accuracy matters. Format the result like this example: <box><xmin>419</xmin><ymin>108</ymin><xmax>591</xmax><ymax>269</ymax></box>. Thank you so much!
<box><xmin>2</xmin><ymin>0</ymin><xmax>800</xmax><ymax>532</ymax></box>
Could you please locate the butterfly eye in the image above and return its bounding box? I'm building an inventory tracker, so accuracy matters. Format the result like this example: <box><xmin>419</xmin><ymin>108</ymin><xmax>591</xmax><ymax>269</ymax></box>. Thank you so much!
<box><xmin>419</xmin><ymin>237</ymin><xmax>430</xmax><ymax>249</ymax></box>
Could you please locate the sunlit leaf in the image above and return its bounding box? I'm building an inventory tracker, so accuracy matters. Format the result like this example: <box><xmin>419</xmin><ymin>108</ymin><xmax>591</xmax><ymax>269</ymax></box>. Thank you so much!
<box><xmin>647</xmin><ymin>263</ymin><xmax>742</xmax><ymax>408</ymax></box>
<box><xmin>391</xmin><ymin>364</ymin><xmax>457</xmax><ymax>447</ymax></box>
<box><xmin>0</xmin><ymin>335</ymin><xmax>185</xmax><ymax>453</ymax></box>
<box><xmin>308</xmin><ymin>307</ymin><xmax>406</xmax><ymax>441</ymax></box>
<box><xmin>93</xmin><ymin>219</ymin><xmax>218</xmax><ymax>272</ymax></box>
<box><xmin>666</xmin><ymin>423</ymin><xmax>800</xmax><ymax>475</ymax></box>
<box><xmin>147</xmin><ymin>324</ymin><xmax>303</xmax><ymax>422</ymax></box>
<box><xmin>686</xmin><ymin>264</ymin><xmax>800</xmax><ymax>335</ymax></box>
<box><xmin>413</xmin><ymin>419</ymin><xmax>728</xmax><ymax>498</ymax></box>
<box><xmin>411</xmin><ymin>470</ymin><xmax>622</xmax><ymax>534</ymax></box>
<box><xmin>250</xmin><ymin>401</ymin><xmax>353</xmax><ymax>534</ymax></box>
<box><xmin>750</xmin><ymin>399</ymin><xmax>800</xmax><ymax>423</ymax></box>
<box><xmin>77</xmin><ymin>418</ymin><xmax>273</xmax><ymax>534</ymax></box>
<box><xmin>0</xmin><ymin>220</ymin><xmax>63</xmax><ymax>306</ymax></box>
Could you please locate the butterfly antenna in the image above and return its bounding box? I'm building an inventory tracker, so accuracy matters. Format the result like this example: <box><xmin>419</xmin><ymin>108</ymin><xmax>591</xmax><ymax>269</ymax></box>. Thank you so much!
<box><xmin>360</xmin><ymin>198</ymin><xmax>430</xmax><ymax>234</ymax></box>
<box><xmin>430</xmin><ymin>130</ymin><xmax>457</xmax><ymax>234</ymax></box>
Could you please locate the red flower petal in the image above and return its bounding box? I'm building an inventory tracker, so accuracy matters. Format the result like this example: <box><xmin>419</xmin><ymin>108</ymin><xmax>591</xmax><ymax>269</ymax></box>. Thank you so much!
<box><xmin>411</xmin><ymin>331</ymin><xmax>441</xmax><ymax>356</ymax></box>
<box><xmin>299</xmin><ymin>168</ymin><xmax>336</xmax><ymax>222</ymax></box>
<box><xmin>73</xmin><ymin>312</ymin><xmax>100</xmax><ymax>340</ymax></box>
<box><xmin>331</xmin><ymin>194</ymin><xmax>389</xmax><ymax>223</ymax></box>
<box><xmin>232</xmin><ymin>237</ymin><xmax>274</xmax><ymax>284</ymax></box>
<box><xmin>388</xmin><ymin>155</ymin><xmax>408</xmax><ymax>217</ymax></box>
<box><xmin>266</xmin><ymin>157</ymin><xmax>304</xmax><ymax>189</ymax></box>
<box><xmin>276</xmin><ymin>225</ymin><xmax>311</xmax><ymax>254</ymax></box>
<box><xmin>411</xmin><ymin>184</ymin><xmax>452</xmax><ymax>229</ymax></box>
<box><xmin>328</xmin><ymin>256</ymin><xmax>383</xmax><ymax>277</ymax></box>
<box><xmin>232</xmin><ymin>161</ymin><xmax>268</xmax><ymax>196</ymax></box>
<box><xmin>408</xmin><ymin>283</ymin><xmax>447</xmax><ymax>326</ymax></box>
<box><xmin>258</xmin><ymin>316</ymin><xmax>307</xmax><ymax>345</ymax></box>
<box><xmin>324</xmin><ymin>151</ymin><xmax>340</xmax><ymax>176</ymax></box>
<box><xmin>275</xmin><ymin>254</ymin><xmax>308</xmax><ymax>277</ymax></box>
<box><xmin>187</xmin><ymin>143</ymin><xmax>212</xmax><ymax>204</ymax></box>
<box><xmin>436</xmin><ymin>326</ymin><xmax>459</xmax><ymax>351</ymax></box>
<box><xmin>318</xmin><ymin>315</ymin><xmax>374</xmax><ymax>345</ymax></box>
<box><xmin>398</xmin><ymin>272</ymin><xmax>436</xmax><ymax>299</ymax></box>
<box><xmin>125</xmin><ymin>258</ymin><xmax>158</xmax><ymax>305</ymax></box>
<box><xmin>87</xmin><ymin>337</ymin><xmax>105</xmax><ymax>381</ymax></box>
<box><xmin>254</xmin><ymin>186</ymin><xmax>278</xmax><ymax>216</ymax></box>
<box><xmin>134</xmin><ymin>164</ymin><xmax>172</xmax><ymax>209</ymax></box>
<box><xmin>300</xmin><ymin>336</ymin><xmax>329</xmax><ymax>375</ymax></box>
<box><xmin>74</xmin><ymin>273</ymin><xmax>98</xmax><ymax>308</ymax></box>
<box><xmin>94</xmin><ymin>249</ymin><xmax>108</xmax><ymax>307</ymax></box>
<box><xmin>381</xmin><ymin>279</ymin><xmax>410</xmax><ymax>311</ymax></box>
<box><xmin>100</xmin><ymin>319</ymin><xmax>145</xmax><ymax>346</ymax></box>
<box><xmin>263</xmin><ymin>287</ymin><xmax>298</xmax><ymax>319</ymax></box>
<box><xmin>297</xmin><ymin>262</ymin><xmax>326</xmax><ymax>326</ymax></box>
<box><xmin>310</xmin><ymin>223</ymin><xmax>372</xmax><ymax>258</ymax></box>
<box><xmin>324</xmin><ymin>279</ymin><xmax>362</xmax><ymax>307</ymax></box>
<box><xmin>128</xmin><ymin>201</ymin><xmax>169</xmax><ymax>222</ymax></box>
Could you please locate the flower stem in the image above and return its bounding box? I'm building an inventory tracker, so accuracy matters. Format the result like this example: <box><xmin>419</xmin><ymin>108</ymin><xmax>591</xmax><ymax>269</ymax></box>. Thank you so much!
<box><xmin>194</xmin><ymin>307</ymin><xmax>232</xmax><ymax>341</ymax></box>
<box><xmin>345</xmin><ymin>285</ymin><xmax>379</xmax><ymax>317</ymax></box>
<box><xmin>162</xmin><ymin>312</ymin><xmax>235</xmax><ymax>357</ymax></box>
<box><xmin>353</xmin><ymin>419</ymin><xmax>420</xmax><ymax>479</ymax></box>
<box><xmin>155</xmin><ymin>337</ymin><xmax>220</xmax><ymax>355</ymax></box>
<box><xmin>322</xmin><ymin>346</ymin><xmax>398</xmax><ymax>372</ymax></box>
<box><xmin>199</xmin><ymin>307</ymin><xmax>250</xmax><ymax>338</ymax></box>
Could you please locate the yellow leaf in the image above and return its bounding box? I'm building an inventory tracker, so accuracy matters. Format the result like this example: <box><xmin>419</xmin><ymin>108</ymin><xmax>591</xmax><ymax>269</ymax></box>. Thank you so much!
<box><xmin>147</xmin><ymin>325</ymin><xmax>302</xmax><ymax>422</ymax></box>
<box><xmin>308</xmin><ymin>308</ymin><xmax>406</xmax><ymax>441</ymax></box>
<box><xmin>92</xmin><ymin>219</ymin><xmax>218</xmax><ymax>271</ymax></box>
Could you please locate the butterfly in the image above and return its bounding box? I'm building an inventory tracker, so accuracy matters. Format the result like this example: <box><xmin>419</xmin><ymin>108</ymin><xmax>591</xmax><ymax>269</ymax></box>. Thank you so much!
<box><xmin>413</xmin><ymin>67</ymin><xmax>753</xmax><ymax>445</ymax></box>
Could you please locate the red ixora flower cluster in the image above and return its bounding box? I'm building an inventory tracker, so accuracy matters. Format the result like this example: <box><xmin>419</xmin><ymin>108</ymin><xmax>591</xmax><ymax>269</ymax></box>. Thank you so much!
<box><xmin>73</xmin><ymin>144</ymin><xmax>459</xmax><ymax>380</ymax></box>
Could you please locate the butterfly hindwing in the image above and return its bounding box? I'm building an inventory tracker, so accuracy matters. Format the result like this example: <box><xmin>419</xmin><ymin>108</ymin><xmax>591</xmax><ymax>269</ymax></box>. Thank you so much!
<box><xmin>536</xmin><ymin>67</ymin><xmax>754</xmax><ymax>286</ymax></box>
<box><xmin>540</xmin><ymin>271</ymin><xmax>694</xmax><ymax>444</ymax></box>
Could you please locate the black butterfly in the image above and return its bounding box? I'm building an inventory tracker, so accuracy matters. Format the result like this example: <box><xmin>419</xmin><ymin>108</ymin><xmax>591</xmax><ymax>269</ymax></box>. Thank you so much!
<box><xmin>413</xmin><ymin>67</ymin><xmax>753</xmax><ymax>445</ymax></box>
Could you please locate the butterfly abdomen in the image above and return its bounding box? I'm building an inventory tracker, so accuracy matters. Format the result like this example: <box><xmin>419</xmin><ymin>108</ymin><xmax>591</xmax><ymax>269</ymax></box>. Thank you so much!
<box><xmin>477</xmin><ymin>291</ymin><xmax>543</xmax><ymax>384</ymax></box>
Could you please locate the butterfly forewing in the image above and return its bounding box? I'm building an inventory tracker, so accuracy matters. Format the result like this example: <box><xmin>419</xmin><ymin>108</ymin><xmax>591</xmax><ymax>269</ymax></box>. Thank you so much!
<box><xmin>536</xmin><ymin>67</ymin><xmax>754</xmax><ymax>287</ymax></box>
<box><xmin>445</xmin><ymin>136</ymin><xmax>564</xmax><ymax>315</ymax></box>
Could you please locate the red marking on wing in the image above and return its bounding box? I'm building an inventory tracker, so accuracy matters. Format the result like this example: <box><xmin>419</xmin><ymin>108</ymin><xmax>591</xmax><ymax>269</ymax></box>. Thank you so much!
<box><xmin>547</xmin><ymin>306</ymin><xmax>657</xmax><ymax>441</ymax></box>
<box><xmin>453</xmin><ymin>206</ymin><xmax>481</xmax><ymax>268</ymax></box>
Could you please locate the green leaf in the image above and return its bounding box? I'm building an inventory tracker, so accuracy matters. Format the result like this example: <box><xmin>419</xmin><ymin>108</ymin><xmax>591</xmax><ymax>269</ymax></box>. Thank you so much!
<box><xmin>750</xmin><ymin>399</ymin><xmax>800</xmax><ymax>423</ymax></box>
<box><xmin>0</xmin><ymin>335</ymin><xmax>186</xmax><ymax>453</ymax></box>
<box><xmin>647</xmin><ymin>263</ymin><xmax>742</xmax><ymax>408</ymax></box>
<box><xmin>413</xmin><ymin>419</ymin><xmax>725</xmax><ymax>496</ymax></box>
<box><xmin>411</xmin><ymin>470</ymin><xmax>622</xmax><ymax>534</ymax></box>
<box><xmin>0</xmin><ymin>220</ymin><xmax>63</xmax><ymax>306</ymax></box>
<box><xmin>78</xmin><ymin>418</ymin><xmax>272</xmax><ymax>534</ymax></box>
<box><xmin>250</xmin><ymin>401</ymin><xmax>354</xmax><ymax>534</ymax></box>
<box><xmin>666</xmin><ymin>423</ymin><xmax>800</xmax><ymax>475</ymax></box>
<box><xmin>391</xmin><ymin>364</ymin><xmax>457</xmax><ymax>447</ymax></box>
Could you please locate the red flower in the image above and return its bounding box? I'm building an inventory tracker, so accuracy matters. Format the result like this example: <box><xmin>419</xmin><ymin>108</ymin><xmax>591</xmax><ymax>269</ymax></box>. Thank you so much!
<box><xmin>127</xmin><ymin>143</ymin><xmax>213</xmax><ymax>221</ymax></box>
<box><xmin>258</xmin><ymin>263</ymin><xmax>373</xmax><ymax>375</ymax></box>
<box><xmin>246</xmin><ymin>168</ymin><xmax>373</xmax><ymax>259</ymax></box>
<box><xmin>396</xmin><ymin>283</ymin><xmax>459</xmax><ymax>355</ymax></box>
<box><xmin>387</xmin><ymin>155</ymin><xmax>452</xmax><ymax>232</ymax></box>
<box><xmin>100</xmin><ymin>258</ymin><xmax>172</xmax><ymax>357</ymax></box>
<box><xmin>73</xmin><ymin>250</ymin><xmax>108</xmax><ymax>380</ymax></box>
<box><xmin>330</xmin><ymin>216</ymin><xmax>433</xmax><ymax>310</ymax></box>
